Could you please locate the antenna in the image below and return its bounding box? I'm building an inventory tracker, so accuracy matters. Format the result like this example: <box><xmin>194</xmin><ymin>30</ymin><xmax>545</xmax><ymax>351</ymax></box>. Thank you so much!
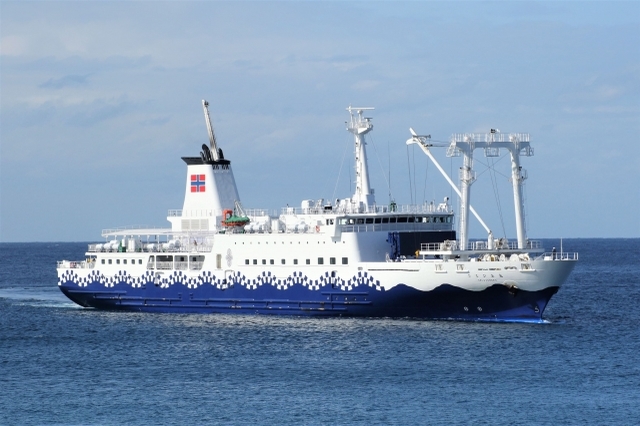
<box><xmin>202</xmin><ymin>100</ymin><xmax>220</xmax><ymax>162</ymax></box>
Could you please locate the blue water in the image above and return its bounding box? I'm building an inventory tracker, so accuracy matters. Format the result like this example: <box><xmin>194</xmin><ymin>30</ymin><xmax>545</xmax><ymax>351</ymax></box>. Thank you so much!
<box><xmin>1</xmin><ymin>239</ymin><xmax>639</xmax><ymax>425</ymax></box>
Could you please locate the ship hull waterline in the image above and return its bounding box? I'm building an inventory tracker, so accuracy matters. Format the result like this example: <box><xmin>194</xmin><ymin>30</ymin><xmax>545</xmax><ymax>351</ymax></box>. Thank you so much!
<box><xmin>59</xmin><ymin>280</ymin><xmax>560</xmax><ymax>323</ymax></box>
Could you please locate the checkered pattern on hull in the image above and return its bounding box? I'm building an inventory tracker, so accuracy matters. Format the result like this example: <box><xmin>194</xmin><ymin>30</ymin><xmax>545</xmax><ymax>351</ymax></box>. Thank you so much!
<box><xmin>58</xmin><ymin>269</ymin><xmax>384</xmax><ymax>292</ymax></box>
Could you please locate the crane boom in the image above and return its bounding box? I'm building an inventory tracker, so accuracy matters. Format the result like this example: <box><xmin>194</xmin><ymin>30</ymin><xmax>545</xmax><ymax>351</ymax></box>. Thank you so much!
<box><xmin>202</xmin><ymin>100</ymin><xmax>220</xmax><ymax>161</ymax></box>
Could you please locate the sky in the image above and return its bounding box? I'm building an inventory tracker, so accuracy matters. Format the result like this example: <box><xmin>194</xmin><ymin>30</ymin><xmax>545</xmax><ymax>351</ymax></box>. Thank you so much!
<box><xmin>1</xmin><ymin>1</ymin><xmax>639</xmax><ymax>242</ymax></box>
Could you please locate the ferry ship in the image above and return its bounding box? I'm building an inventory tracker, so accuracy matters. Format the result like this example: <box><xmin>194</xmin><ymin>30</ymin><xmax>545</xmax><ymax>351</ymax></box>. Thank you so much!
<box><xmin>57</xmin><ymin>101</ymin><xmax>577</xmax><ymax>322</ymax></box>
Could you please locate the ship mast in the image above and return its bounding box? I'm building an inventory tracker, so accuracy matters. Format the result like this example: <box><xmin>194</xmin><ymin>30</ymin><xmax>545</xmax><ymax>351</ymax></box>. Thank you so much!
<box><xmin>346</xmin><ymin>106</ymin><xmax>375</xmax><ymax>212</ymax></box>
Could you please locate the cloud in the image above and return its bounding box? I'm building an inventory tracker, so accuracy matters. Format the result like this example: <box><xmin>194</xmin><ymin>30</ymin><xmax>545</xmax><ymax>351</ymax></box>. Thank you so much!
<box><xmin>326</xmin><ymin>54</ymin><xmax>369</xmax><ymax>72</ymax></box>
<box><xmin>351</xmin><ymin>80</ymin><xmax>381</xmax><ymax>91</ymax></box>
<box><xmin>64</xmin><ymin>97</ymin><xmax>137</xmax><ymax>127</ymax></box>
<box><xmin>0</xmin><ymin>35</ymin><xmax>28</xmax><ymax>56</ymax></box>
<box><xmin>232</xmin><ymin>59</ymin><xmax>263</xmax><ymax>71</ymax></box>
<box><xmin>39</xmin><ymin>74</ymin><xmax>90</xmax><ymax>89</ymax></box>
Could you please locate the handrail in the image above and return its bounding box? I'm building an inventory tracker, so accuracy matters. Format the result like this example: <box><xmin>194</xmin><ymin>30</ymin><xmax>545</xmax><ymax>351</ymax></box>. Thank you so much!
<box><xmin>542</xmin><ymin>252</ymin><xmax>579</xmax><ymax>261</ymax></box>
<box><xmin>281</xmin><ymin>203</ymin><xmax>453</xmax><ymax>216</ymax></box>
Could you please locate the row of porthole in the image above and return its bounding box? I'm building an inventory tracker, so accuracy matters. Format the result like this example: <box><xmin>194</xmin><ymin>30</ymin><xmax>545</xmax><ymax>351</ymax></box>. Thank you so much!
<box><xmin>100</xmin><ymin>258</ymin><xmax>144</xmax><ymax>265</ymax></box>
<box><xmin>244</xmin><ymin>257</ymin><xmax>349</xmax><ymax>266</ymax></box>
<box><xmin>236</xmin><ymin>241</ymin><xmax>344</xmax><ymax>245</ymax></box>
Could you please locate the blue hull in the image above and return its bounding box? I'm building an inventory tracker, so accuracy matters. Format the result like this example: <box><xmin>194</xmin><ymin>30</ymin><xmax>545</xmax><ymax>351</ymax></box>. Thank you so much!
<box><xmin>59</xmin><ymin>279</ymin><xmax>558</xmax><ymax>323</ymax></box>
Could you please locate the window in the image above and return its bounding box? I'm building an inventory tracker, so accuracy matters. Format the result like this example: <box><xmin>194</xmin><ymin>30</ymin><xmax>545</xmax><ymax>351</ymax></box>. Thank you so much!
<box><xmin>342</xmin><ymin>257</ymin><xmax>348</xmax><ymax>265</ymax></box>
<box><xmin>262</xmin><ymin>259</ymin><xmax>266</xmax><ymax>265</ymax></box>
<box><xmin>294</xmin><ymin>259</ymin><xmax>298</xmax><ymax>265</ymax></box>
<box><xmin>306</xmin><ymin>259</ymin><xmax>310</xmax><ymax>265</ymax></box>
<box><xmin>123</xmin><ymin>259</ymin><xmax>127</xmax><ymax>265</ymax></box>
<box><xmin>382</xmin><ymin>217</ymin><xmax>389</xmax><ymax>224</ymax></box>
<box><xmin>253</xmin><ymin>259</ymin><xmax>257</xmax><ymax>265</ymax></box>
<box><xmin>108</xmin><ymin>259</ymin><xmax>112</xmax><ymax>265</ymax></box>
<box><xmin>139</xmin><ymin>259</ymin><xmax>143</xmax><ymax>265</ymax></box>
<box><xmin>116</xmin><ymin>259</ymin><xmax>120</xmax><ymax>265</ymax></box>
<box><xmin>245</xmin><ymin>259</ymin><xmax>250</xmax><ymax>265</ymax></box>
<box><xmin>270</xmin><ymin>259</ymin><xmax>274</xmax><ymax>265</ymax></box>
<box><xmin>365</xmin><ymin>218</ymin><xmax>373</xmax><ymax>224</ymax></box>
<box><xmin>101</xmin><ymin>259</ymin><xmax>105</xmax><ymax>265</ymax></box>
<box><xmin>330</xmin><ymin>257</ymin><xmax>336</xmax><ymax>265</ymax></box>
<box><xmin>318</xmin><ymin>258</ymin><xmax>324</xmax><ymax>265</ymax></box>
<box><xmin>281</xmin><ymin>259</ymin><xmax>285</xmax><ymax>265</ymax></box>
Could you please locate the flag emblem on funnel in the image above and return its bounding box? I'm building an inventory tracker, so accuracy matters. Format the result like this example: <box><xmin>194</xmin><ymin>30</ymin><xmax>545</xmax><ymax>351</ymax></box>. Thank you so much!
<box><xmin>190</xmin><ymin>174</ymin><xmax>206</xmax><ymax>192</ymax></box>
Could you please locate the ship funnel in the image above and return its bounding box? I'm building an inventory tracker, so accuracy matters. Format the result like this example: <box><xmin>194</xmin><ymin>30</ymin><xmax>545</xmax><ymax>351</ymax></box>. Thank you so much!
<box><xmin>168</xmin><ymin>101</ymin><xmax>241</xmax><ymax>233</ymax></box>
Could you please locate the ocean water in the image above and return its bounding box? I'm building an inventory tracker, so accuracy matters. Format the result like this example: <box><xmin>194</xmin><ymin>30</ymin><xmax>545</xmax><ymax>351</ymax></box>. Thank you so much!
<box><xmin>1</xmin><ymin>239</ymin><xmax>639</xmax><ymax>425</ymax></box>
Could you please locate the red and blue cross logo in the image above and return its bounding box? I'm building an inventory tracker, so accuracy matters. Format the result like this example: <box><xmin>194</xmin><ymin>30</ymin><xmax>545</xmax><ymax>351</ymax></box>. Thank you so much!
<box><xmin>190</xmin><ymin>174</ymin><xmax>206</xmax><ymax>192</ymax></box>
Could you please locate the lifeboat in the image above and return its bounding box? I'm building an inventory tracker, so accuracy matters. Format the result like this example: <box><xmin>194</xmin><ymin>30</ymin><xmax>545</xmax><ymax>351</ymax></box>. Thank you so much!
<box><xmin>222</xmin><ymin>208</ymin><xmax>250</xmax><ymax>227</ymax></box>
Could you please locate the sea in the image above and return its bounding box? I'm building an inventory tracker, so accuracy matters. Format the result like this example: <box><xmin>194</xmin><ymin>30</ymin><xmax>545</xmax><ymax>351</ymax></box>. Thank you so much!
<box><xmin>1</xmin><ymin>239</ymin><xmax>638</xmax><ymax>425</ymax></box>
